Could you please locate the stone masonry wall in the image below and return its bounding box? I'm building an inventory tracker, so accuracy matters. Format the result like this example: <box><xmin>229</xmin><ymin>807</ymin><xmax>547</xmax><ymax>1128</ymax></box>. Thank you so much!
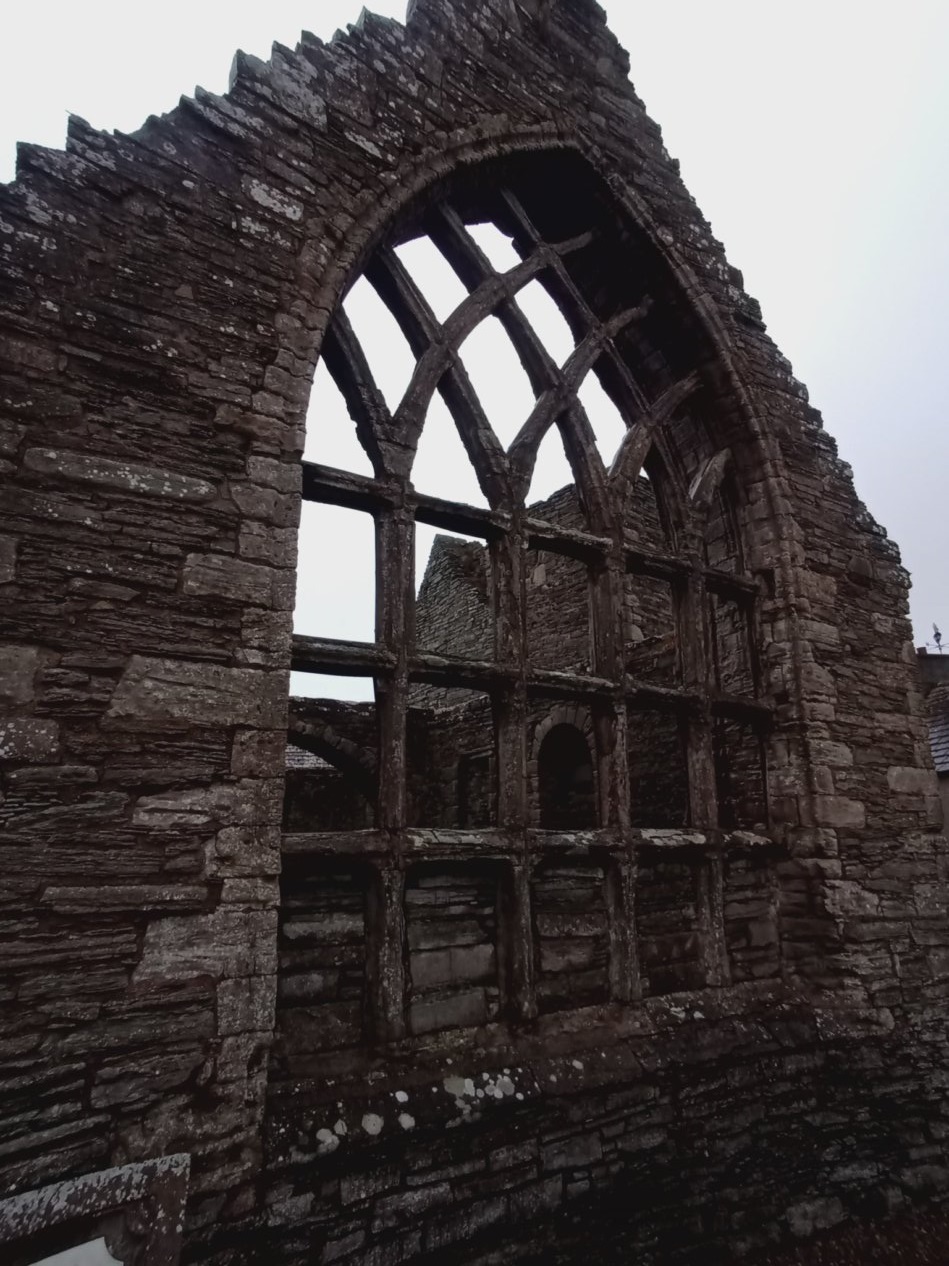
<box><xmin>2</xmin><ymin>0</ymin><xmax>947</xmax><ymax>1262</ymax></box>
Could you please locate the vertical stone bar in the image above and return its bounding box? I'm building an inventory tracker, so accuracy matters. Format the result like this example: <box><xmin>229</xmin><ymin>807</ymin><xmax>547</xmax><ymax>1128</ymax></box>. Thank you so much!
<box><xmin>592</xmin><ymin>550</ymin><xmax>629</xmax><ymax>829</ymax></box>
<box><xmin>376</xmin><ymin>505</ymin><xmax>413</xmax><ymax>831</ymax></box>
<box><xmin>697</xmin><ymin>850</ymin><xmax>730</xmax><ymax>988</ymax></box>
<box><xmin>491</xmin><ymin>524</ymin><xmax>535</xmax><ymax>1023</ymax></box>
<box><xmin>499</xmin><ymin>861</ymin><xmax>537</xmax><ymax>1023</ymax></box>
<box><xmin>606</xmin><ymin>855</ymin><xmax>641</xmax><ymax>1002</ymax></box>
<box><xmin>679</xmin><ymin>556</ymin><xmax>728</xmax><ymax>984</ymax></box>
<box><xmin>367</xmin><ymin>864</ymin><xmax>406</xmax><ymax>1043</ymax></box>
<box><xmin>678</xmin><ymin>565</ymin><xmax>719</xmax><ymax>831</ymax></box>
<box><xmin>492</xmin><ymin>528</ymin><xmax>528</xmax><ymax>830</ymax></box>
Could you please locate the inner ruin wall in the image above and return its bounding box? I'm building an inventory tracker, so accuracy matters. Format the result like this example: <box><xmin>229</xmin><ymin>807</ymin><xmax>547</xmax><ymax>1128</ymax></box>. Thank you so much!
<box><xmin>2</xmin><ymin>1</ymin><xmax>948</xmax><ymax>1262</ymax></box>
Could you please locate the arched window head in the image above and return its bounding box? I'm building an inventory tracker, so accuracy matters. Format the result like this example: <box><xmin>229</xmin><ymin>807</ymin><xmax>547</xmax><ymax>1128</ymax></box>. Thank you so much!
<box><xmin>538</xmin><ymin>724</ymin><xmax>596</xmax><ymax>830</ymax></box>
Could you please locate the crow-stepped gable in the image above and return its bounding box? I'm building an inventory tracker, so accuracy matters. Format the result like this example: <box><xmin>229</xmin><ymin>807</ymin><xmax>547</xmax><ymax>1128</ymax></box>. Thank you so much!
<box><xmin>1</xmin><ymin>2</ymin><xmax>946</xmax><ymax>1263</ymax></box>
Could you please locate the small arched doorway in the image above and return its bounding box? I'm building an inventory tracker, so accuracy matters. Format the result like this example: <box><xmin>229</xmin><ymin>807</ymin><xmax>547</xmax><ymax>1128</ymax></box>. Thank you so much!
<box><xmin>538</xmin><ymin>723</ymin><xmax>596</xmax><ymax>830</ymax></box>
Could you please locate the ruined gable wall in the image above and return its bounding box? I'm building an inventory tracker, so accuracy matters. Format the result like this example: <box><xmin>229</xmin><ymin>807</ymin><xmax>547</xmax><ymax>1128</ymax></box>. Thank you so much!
<box><xmin>1</xmin><ymin>0</ymin><xmax>947</xmax><ymax>1260</ymax></box>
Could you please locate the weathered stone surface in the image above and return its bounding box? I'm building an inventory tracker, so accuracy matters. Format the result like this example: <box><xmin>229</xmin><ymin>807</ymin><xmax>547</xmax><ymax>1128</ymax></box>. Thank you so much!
<box><xmin>0</xmin><ymin>718</ymin><xmax>59</xmax><ymax>763</ymax></box>
<box><xmin>0</xmin><ymin>535</ymin><xmax>16</xmax><ymax>584</ymax></box>
<box><xmin>2</xmin><ymin>2</ymin><xmax>948</xmax><ymax>1264</ymax></box>
<box><xmin>182</xmin><ymin>554</ymin><xmax>277</xmax><ymax>607</ymax></box>
<box><xmin>106</xmin><ymin>657</ymin><xmax>286</xmax><ymax>729</ymax></box>
<box><xmin>0</xmin><ymin>646</ymin><xmax>39</xmax><ymax>706</ymax></box>
<box><xmin>22</xmin><ymin>449</ymin><xmax>216</xmax><ymax>501</ymax></box>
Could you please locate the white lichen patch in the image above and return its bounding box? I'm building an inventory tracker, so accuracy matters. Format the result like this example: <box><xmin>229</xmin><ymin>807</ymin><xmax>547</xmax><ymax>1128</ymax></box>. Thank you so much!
<box><xmin>243</xmin><ymin>177</ymin><xmax>304</xmax><ymax>221</ymax></box>
<box><xmin>398</xmin><ymin>1112</ymin><xmax>415</xmax><ymax>1131</ymax></box>
<box><xmin>361</xmin><ymin>1112</ymin><xmax>384</xmax><ymax>1136</ymax></box>
<box><xmin>443</xmin><ymin>1075</ymin><xmax>475</xmax><ymax>1099</ymax></box>
<box><xmin>316</xmin><ymin>1128</ymin><xmax>339</xmax><ymax>1155</ymax></box>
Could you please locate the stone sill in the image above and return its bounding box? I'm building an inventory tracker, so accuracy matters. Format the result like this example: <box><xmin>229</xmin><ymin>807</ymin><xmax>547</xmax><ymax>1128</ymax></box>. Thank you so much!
<box><xmin>281</xmin><ymin>826</ymin><xmax>783</xmax><ymax>859</ymax></box>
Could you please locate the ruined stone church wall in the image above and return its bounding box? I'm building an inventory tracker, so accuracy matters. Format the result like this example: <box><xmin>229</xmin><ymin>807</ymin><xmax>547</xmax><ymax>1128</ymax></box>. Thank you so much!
<box><xmin>1</xmin><ymin>0</ymin><xmax>947</xmax><ymax>1261</ymax></box>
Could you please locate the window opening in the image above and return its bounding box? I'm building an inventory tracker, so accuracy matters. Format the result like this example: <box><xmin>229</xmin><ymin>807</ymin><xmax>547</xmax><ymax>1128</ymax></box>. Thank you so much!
<box><xmin>271</xmin><ymin>860</ymin><xmax>369</xmax><ymax>1078</ymax></box>
<box><xmin>412</xmin><ymin>394</ymin><xmax>489</xmax><ymax>507</ymax></box>
<box><xmin>458</xmin><ymin>750</ymin><xmax>494</xmax><ymax>828</ymax></box>
<box><xmin>394</xmin><ymin>235</ymin><xmax>470</xmax><ymax>323</ymax></box>
<box><xmin>405</xmin><ymin>863</ymin><xmax>501</xmax><ymax>1037</ymax></box>
<box><xmin>537</xmin><ymin>723</ymin><xmax>596</xmax><ymax>830</ymax></box>
<box><xmin>714</xmin><ymin>719</ymin><xmax>768</xmax><ymax>831</ymax></box>
<box><xmin>342</xmin><ymin>274</ymin><xmax>417</xmax><ymax>411</ymax></box>
<box><xmin>526</xmin><ymin>549</ymin><xmax>592</xmax><ymax>675</ymax></box>
<box><xmin>526</xmin><ymin>422</ymin><xmax>576</xmax><ymax>506</ymax></box>
<box><xmin>303</xmin><ymin>358</ymin><xmax>374</xmax><ymax>476</ymax></box>
<box><xmin>628</xmin><ymin>708</ymin><xmax>689</xmax><ymax>828</ymax></box>
<box><xmin>533</xmin><ymin>861</ymin><xmax>610</xmax><ymax>1011</ymax></box>
<box><xmin>625</xmin><ymin>571</ymin><xmax>680</xmax><ymax>688</ymax></box>
<box><xmin>465</xmin><ymin>220</ymin><xmax>522</xmax><ymax>272</ymax></box>
<box><xmin>294</xmin><ymin>501</ymin><xmax>376</xmax><ymax>645</ymax></box>
<box><xmin>515</xmin><ymin>277</ymin><xmax>577</xmax><ymax>367</ymax></box>
<box><xmin>704</xmin><ymin>481</ymin><xmax>745</xmax><ymax>573</ymax></box>
<box><xmin>457</xmin><ymin>315</ymin><xmax>537</xmax><ymax>451</ymax></box>
<box><xmin>635</xmin><ymin>851</ymin><xmax>705</xmax><ymax>995</ymax></box>
<box><xmin>285</xmin><ymin>163</ymin><xmax>772</xmax><ymax>1052</ymax></box>
<box><xmin>627</xmin><ymin>453</ymin><xmax>678</xmax><ymax>553</ymax></box>
<box><xmin>286</xmin><ymin>695</ymin><xmax>379</xmax><ymax>829</ymax></box>
<box><xmin>577</xmin><ymin>361</ymin><xmax>629</xmax><ymax>468</ymax></box>
<box><xmin>415</xmin><ymin>526</ymin><xmax>492</xmax><ymax>660</ymax></box>
<box><xmin>406</xmin><ymin>686</ymin><xmax>495</xmax><ymax>829</ymax></box>
<box><xmin>282</xmin><ymin>744</ymin><xmax>374</xmax><ymax>835</ymax></box>
<box><xmin>708</xmin><ymin>589</ymin><xmax>756</xmax><ymax>696</ymax></box>
<box><xmin>289</xmin><ymin>672</ymin><xmax>375</xmax><ymax>703</ymax></box>
<box><xmin>724</xmin><ymin>849</ymin><xmax>780</xmax><ymax>983</ymax></box>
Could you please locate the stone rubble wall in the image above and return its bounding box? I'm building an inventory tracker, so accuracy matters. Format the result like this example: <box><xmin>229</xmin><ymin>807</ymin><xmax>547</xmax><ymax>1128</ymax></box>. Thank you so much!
<box><xmin>0</xmin><ymin>0</ymin><xmax>946</xmax><ymax>1260</ymax></box>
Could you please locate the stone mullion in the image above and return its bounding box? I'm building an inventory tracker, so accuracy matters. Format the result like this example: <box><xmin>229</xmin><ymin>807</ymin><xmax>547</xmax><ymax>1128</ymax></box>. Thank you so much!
<box><xmin>499</xmin><ymin>861</ymin><xmax>537</xmax><ymax>1025</ymax></box>
<box><xmin>680</xmin><ymin>551</ymin><xmax>730</xmax><ymax>985</ymax></box>
<box><xmin>679</xmin><ymin>560</ymin><xmax>718</xmax><ymax>830</ymax></box>
<box><xmin>491</xmin><ymin>521</ymin><xmax>535</xmax><ymax>1024</ymax></box>
<box><xmin>375</xmin><ymin>506</ymin><xmax>413</xmax><ymax>832</ymax></box>
<box><xmin>591</xmin><ymin>543</ymin><xmax>628</xmax><ymax>831</ymax></box>
<box><xmin>367</xmin><ymin>864</ymin><xmax>407</xmax><ymax>1044</ymax></box>
<box><xmin>370</xmin><ymin>504</ymin><xmax>413</xmax><ymax>1044</ymax></box>
<box><xmin>697</xmin><ymin>849</ymin><xmax>730</xmax><ymax>988</ymax></box>
<box><xmin>492</xmin><ymin>524</ymin><xmax>528</xmax><ymax>830</ymax></box>
<box><xmin>606</xmin><ymin>855</ymin><xmax>641</xmax><ymax>1003</ymax></box>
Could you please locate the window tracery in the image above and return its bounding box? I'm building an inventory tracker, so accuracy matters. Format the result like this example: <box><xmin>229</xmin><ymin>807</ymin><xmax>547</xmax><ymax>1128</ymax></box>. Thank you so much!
<box><xmin>282</xmin><ymin>154</ymin><xmax>774</xmax><ymax>1046</ymax></box>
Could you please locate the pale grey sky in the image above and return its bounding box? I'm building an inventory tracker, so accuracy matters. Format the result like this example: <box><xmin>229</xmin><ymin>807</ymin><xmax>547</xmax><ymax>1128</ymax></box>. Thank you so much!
<box><xmin>3</xmin><ymin>1</ymin><xmax>947</xmax><ymax>694</ymax></box>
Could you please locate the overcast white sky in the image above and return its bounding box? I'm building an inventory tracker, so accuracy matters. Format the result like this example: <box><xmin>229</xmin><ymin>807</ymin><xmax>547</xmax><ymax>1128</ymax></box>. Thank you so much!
<box><xmin>2</xmin><ymin>1</ymin><xmax>947</xmax><ymax>694</ymax></box>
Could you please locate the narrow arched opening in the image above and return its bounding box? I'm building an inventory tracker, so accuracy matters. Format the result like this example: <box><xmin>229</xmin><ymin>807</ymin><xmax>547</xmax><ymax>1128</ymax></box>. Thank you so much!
<box><xmin>538</xmin><ymin>723</ymin><xmax>596</xmax><ymax>830</ymax></box>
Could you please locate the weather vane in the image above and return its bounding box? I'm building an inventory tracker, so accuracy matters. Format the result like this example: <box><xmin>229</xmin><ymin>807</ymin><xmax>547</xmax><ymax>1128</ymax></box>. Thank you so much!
<box><xmin>934</xmin><ymin>623</ymin><xmax>943</xmax><ymax>653</ymax></box>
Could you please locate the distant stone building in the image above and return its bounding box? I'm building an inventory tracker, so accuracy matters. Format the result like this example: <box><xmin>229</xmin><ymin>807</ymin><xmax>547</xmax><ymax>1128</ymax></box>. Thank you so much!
<box><xmin>2</xmin><ymin>2</ymin><xmax>948</xmax><ymax>1264</ymax></box>
<box><xmin>918</xmin><ymin>649</ymin><xmax>949</xmax><ymax>826</ymax></box>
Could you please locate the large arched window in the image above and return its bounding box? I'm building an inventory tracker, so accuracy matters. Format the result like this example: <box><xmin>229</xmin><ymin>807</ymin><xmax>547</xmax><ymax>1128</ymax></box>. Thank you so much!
<box><xmin>279</xmin><ymin>151</ymin><xmax>774</xmax><ymax>1056</ymax></box>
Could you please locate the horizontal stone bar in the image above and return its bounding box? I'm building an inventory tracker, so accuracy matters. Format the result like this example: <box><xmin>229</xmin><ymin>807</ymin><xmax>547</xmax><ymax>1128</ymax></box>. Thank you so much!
<box><xmin>625</xmin><ymin>681</ymin><xmax>702</xmax><ymax>712</ymax></box>
<box><xmin>410</xmin><ymin>653</ymin><xmax>514</xmax><ymax>692</ymax></box>
<box><xmin>710</xmin><ymin>693</ymin><xmax>772</xmax><ymax>723</ymax></box>
<box><xmin>291</xmin><ymin>635</ymin><xmax>395</xmax><ymax>676</ymax></box>
<box><xmin>524</xmin><ymin>517</ymin><xmax>612</xmax><ymax>562</ymax></box>
<box><xmin>281</xmin><ymin>830</ymin><xmax>388</xmax><ymax>856</ymax></box>
<box><xmin>705</xmin><ymin>568</ymin><xmax>758</xmax><ymax>598</ymax></box>
<box><xmin>624</xmin><ymin>547</ymin><xmax>688</xmax><ymax>581</ymax></box>
<box><xmin>413</xmin><ymin>493</ymin><xmax>509</xmax><ymax>539</ymax></box>
<box><xmin>526</xmin><ymin>669</ymin><xmax>617</xmax><ymax>699</ymax></box>
<box><xmin>301</xmin><ymin>460</ymin><xmax>393</xmax><ymax>512</ymax></box>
